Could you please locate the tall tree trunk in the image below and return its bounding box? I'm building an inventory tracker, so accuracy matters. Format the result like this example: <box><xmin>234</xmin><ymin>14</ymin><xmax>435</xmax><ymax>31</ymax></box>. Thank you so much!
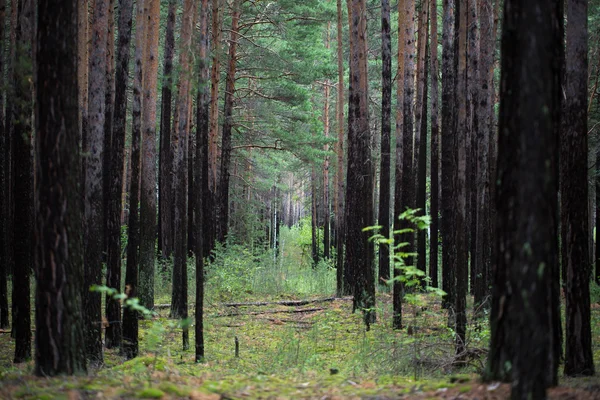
<box><xmin>417</xmin><ymin>38</ymin><xmax>429</xmax><ymax>284</ymax></box>
<box><xmin>474</xmin><ymin>0</ymin><xmax>492</xmax><ymax>308</ymax></box>
<box><xmin>217</xmin><ymin>0</ymin><xmax>240</xmax><ymax>244</ymax></box>
<box><xmin>158</xmin><ymin>0</ymin><xmax>177</xmax><ymax>260</ymax></box>
<box><xmin>346</xmin><ymin>0</ymin><xmax>375</xmax><ymax>325</ymax></box>
<box><xmin>209</xmin><ymin>0</ymin><xmax>221</xmax><ymax>193</ymax></box>
<box><xmin>195</xmin><ymin>0</ymin><xmax>210</xmax><ymax>362</ymax></box>
<box><xmin>5</xmin><ymin>3</ymin><xmax>17</xmax><ymax>331</ymax></box>
<box><xmin>12</xmin><ymin>0</ymin><xmax>34</xmax><ymax>363</ymax></box>
<box><xmin>414</xmin><ymin>0</ymin><xmax>429</xmax><ymax>282</ymax></box>
<box><xmin>0</xmin><ymin>0</ymin><xmax>8</xmax><ymax>331</ymax></box>
<box><xmin>562</xmin><ymin>0</ymin><xmax>594</xmax><ymax>377</ymax></box>
<box><xmin>378</xmin><ymin>0</ymin><xmax>392</xmax><ymax>283</ymax></box>
<box><xmin>171</xmin><ymin>0</ymin><xmax>195</xmax><ymax>330</ymax></box>
<box><xmin>138</xmin><ymin>0</ymin><xmax>160</xmax><ymax>312</ymax></box>
<box><xmin>429</xmin><ymin>0</ymin><xmax>440</xmax><ymax>289</ymax></box>
<box><xmin>440</xmin><ymin>0</ymin><xmax>455</xmax><ymax>310</ymax></box>
<box><xmin>400</xmin><ymin>0</ymin><xmax>416</xmax><ymax>287</ymax></box>
<box><xmin>121</xmin><ymin>0</ymin><xmax>145</xmax><ymax>360</ymax></box>
<box><xmin>323</xmin><ymin>26</ymin><xmax>331</xmax><ymax>260</ymax></box>
<box><xmin>35</xmin><ymin>0</ymin><xmax>87</xmax><ymax>374</ymax></box>
<box><xmin>84</xmin><ymin>0</ymin><xmax>109</xmax><ymax>367</ymax></box>
<box><xmin>102</xmin><ymin>0</ymin><xmax>115</xmax><ymax>263</ymax></box>
<box><xmin>105</xmin><ymin>0</ymin><xmax>134</xmax><ymax>350</ymax></box>
<box><xmin>392</xmin><ymin>0</ymin><xmax>408</xmax><ymax>330</ymax></box>
<box><xmin>466</xmin><ymin>0</ymin><xmax>478</xmax><ymax>296</ymax></box>
<box><xmin>335</xmin><ymin>0</ymin><xmax>346</xmax><ymax>297</ymax></box>
<box><xmin>453</xmin><ymin>0</ymin><xmax>468</xmax><ymax>358</ymax></box>
<box><xmin>486</xmin><ymin>0</ymin><xmax>563</xmax><ymax>392</ymax></box>
<box><xmin>78</xmin><ymin>0</ymin><xmax>88</xmax><ymax>194</ymax></box>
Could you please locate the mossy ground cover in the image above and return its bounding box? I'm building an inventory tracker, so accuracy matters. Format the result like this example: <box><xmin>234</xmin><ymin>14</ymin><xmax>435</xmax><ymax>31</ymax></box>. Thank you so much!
<box><xmin>2</xmin><ymin>225</ymin><xmax>600</xmax><ymax>399</ymax></box>
<box><xmin>1</xmin><ymin>292</ymin><xmax>600</xmax><ymax>399</ymax></box>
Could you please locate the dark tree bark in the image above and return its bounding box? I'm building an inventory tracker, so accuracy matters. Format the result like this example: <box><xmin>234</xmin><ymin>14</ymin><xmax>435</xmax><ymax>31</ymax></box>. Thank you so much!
<box><xmin>12</xmin><ymin>0</ymin><xmax>34</xmax><ymax>363</ymax></box>
<box><xmin>195</xmin><ymin>0</ymin><xmax>210</xmax><ymax>362</ymax></box>
<box><xmin>217</xmin><ymin>0</ymin><xmax>240</xmax><ymax>244</ymax></box>
<box><xmin>440</xmin><ymin>0</ymin><xmax>455</xmax><ymax>310</ymax></box>
<box><xmin>429</xmin><ymin>0</ymin><xmax>440</xmax><ymax>288</ymax></box>
<box><xmin>485</xmin><ymin>0</ymin><xmax>563</xmax><ymax>394</ymax></box>
<box><xmin>138</xmin><ymin>0</ymin><xmax>160</xmax><ymax>312</ymax></box>
<box><xmin>5</xmin><ymin>4</ymin><xmax>17</xmax><ymax>332</ymax></box>
<box><xmin>400</xmin><ymin>0</ymin><xmax>416</xmax><ymax>287</ymax></box>
<box><xmin>102</xmin><ymin>0</ymin><xmax>115</xmax><ymax>264</ymax></box>
<box><xmin>121</xmin><ymin>0</ymin><xmax>145</xmax><ymax>360</ymax></box>
<box><xmin>105</xmin><ymin>0</ymin><xmax>134</xmax><ymax>351</ymax></box>
<box><xmin>466</xmin><ymin>0</ymin><xmax>478</xmax><ymax>297</ymax></box>
<box><xmin>322</xmin><ymin>28</ymin><xmax>331</xmax><ymax>260</ymax></box>
<box><xmin>474</xmin><ymin>0</ymin><xmax>493</xmax><ymax>308</ymax></box>
<box><xmin>335</xmin><ymin>0</ymin><xmax>346</xmax><ymax>297</ymax></box>
<box><xmin>417</xmin><ymin>36</ymin><xmax>429</xmax><ymax>285</ymax></box>
<box><xmin>345</xmin><ymin>0</ymin><xmax>375</xmax><ymax>325</ymax></box>
<box><xmin>171</xmin><ymin>0</ymin><xmax>195</xmax><ymax>328</ymax></box>
<box><xmin>84</xmin><ymin>0</ymin><xmax>109</xmax><ymax>366</ymax></box>
<box><xmin>453</xmin><ymin>0</ymin><xmax>468</xmax><ymax>357</ymax></box>
<box><xmin>378</xmin><ymin>0</ymin><xmax>392</xmax><ymax>283</ymax></box>
<box><xmin>415</xmin><ymin>0</ymin><xmax>429</xmax><ymax>282</ymax></box>
<box><xmin>209</xmin><ymin>0</ymin><xmax>221</xmax><ymax>194</ymax></box>
<box><xmin>35</xmin><ymin>0</ymin><xmax>87</xmax><ymax>374</ymax></box>
<box><xmin>158</xmin><ymin>0</ymin><xmax>177</xmax><ymax>260</ymax></box>
<box><xmin>392</xmin><ymin>0</ymin><xmax>408</xmax><ymax>330</ymax></box>
<box><xmin>311</xmin><ymin>167</ymin><xmax>319</xmax><ymax>266</ymax></box>
<box><xmin>0</xmin><ymin>0</ymin><xmax>8</xmax><ymax>331</ymax></box>
<box><xmin>562</xmin><ymin>0</ymin><xmax>594</xmax><ymax>377</ymax></box>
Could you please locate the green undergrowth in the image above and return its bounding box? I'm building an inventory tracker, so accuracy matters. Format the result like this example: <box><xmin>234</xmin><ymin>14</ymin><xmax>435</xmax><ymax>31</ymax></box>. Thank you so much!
<box><xmin>2</xmin><ymin>222</ymin><xmax>600</xmax><ymax>398</ymax></box>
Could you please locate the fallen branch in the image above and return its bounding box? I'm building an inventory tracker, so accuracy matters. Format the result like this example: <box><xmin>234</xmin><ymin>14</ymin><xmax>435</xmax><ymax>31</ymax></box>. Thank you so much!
<box><xmin>215</xmin><ymin>307</ymin><xmax>325</xmax><ymax>318</ymax></box>
<box><xmin>222</xmin><ymin>296</ymin><xmax>352</xmax><ymax>308</ymax></box>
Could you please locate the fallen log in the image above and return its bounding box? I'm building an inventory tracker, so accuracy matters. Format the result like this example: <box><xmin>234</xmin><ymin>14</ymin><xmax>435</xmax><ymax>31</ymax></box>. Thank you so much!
<box><xmin>215</xmin><ymin>307</ymin><xmax>325</xmax><ymax>318</ymax></box>
<box><xmin>221</xmin><ymin>296</ymin><xmax>353</xmax><ymax>308</ymax></box>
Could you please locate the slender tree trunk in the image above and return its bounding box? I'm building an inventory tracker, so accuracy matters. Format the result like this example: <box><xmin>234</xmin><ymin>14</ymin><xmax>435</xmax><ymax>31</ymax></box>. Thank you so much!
<box><xmin>121</xmin><ymin>0</ymin><xmax>145</xmax><ymax>360</ymax></box>
<box><xmin>195</xmin><ymin>0</ymin><xmax>210</xmax><ymax>362</ymax></box>
<box><xmin>323</xmin><ymin>27</ymin><xmax>331</xmax><ymax>260</ymax></box>
<box><xmin>78</xmin><ymin>0</ymin><xmax>88</xmax><ymax>177</ymax></box>
<box><xmin>171</xmin><ymin>0</ymin><xmax>195</xmax><ymax>327</ymax></box>
<box><xmin>102</xmin><ymin>0</ymin><xmax>115</xmax><ymax>262</ymax></box>
<box><xmin>453</xmin><ymin>0</ymin><xmax>468</xmax><ymax>358</ymax></box>
<box><xmin>474</xmin><ymin>0</ymin><xmax>492</xmax><ymax>308</ymax></box>
<box><xmin>417</xmin><ymin>38</ymin><xmax>429</xmax><ymax>284</ymax></box>
<box><xmin>440</xmin><ymin>0</ymin><xmax>455</xmax><ymax>310</ymax></box>
<box><xmin>400</xmin><ymin>0</ymin><xmax>416</xmax><ymax>282</ymax></box>
<box><xmin>35</xmin><ymin>0</ymin><xmax>87</xmax><ymax>374</ymax></box>
<box><xmin>217</xmin><ymin>0</ymin><xmax>240</xmax><ymax>244</ymax></box>
<box><xmin>429</xmin><ymin>0</ymin><xmax>440</xmax><ymax>288</ymax></box>
<box><xmin>311</xmin><ymin>167</ymin><xmax>319</xmax><ymax>266</ymax></box>
<box><xmin>84</xmin><ymin>0</ymin><xmax>109</xmax><ymax>367</ymax></box>
<box><xmin>12</xmin><ymin>0</ymin><xmax>34</xmax><ymax>363</ymax></box>
<box><xmin>209</xmin><ymin>0</ymin><xmax>221</xmax><ymax>193</ymax></box>
<box><xmin>486</xmin><ymin>0</ymin><xmax>563</xmax><ymax>392</ymax></box>
<box><xmin>5</xmin><ymin>3</ymin><xmax>17</xmax><ymax>332</ymax></box>
<box><xmin>105</xmin><ymin>0</ymin><xmax>134</xmax><ymax>351</ymax></box>
<box><xmin>158</xmin><ymin>0</ymin><xmax>177</xmax><ymax>260</ymax></box>
<box><xmin>562</xmin><ymin>0</ymin><xmax>594</xmax><ymax>377</ymax></box>
<box><xmin>335</xmin><ymin>0</ymin><xmax>346</xmax><ymax>297</ymax></box>
<box><xmin>378</xmin><ymin>0</ymin><xmax>392</xmax><ymax>283</ymax></box>
<box><xmin>138</xmin><ymin>0</ymin><xmax>160</xmax><ymax>312</ymax></box>
<box><xmin>414</xmin><ymin>0</ymin><xmax>429</xmax><ymax>282</ymax></box>
<box><xmin>0</xmin><ymin>0</ymin><xmax>8</xmax><ymax>331</ymax></box>
<box><xmin>466</xmin><ymin>0</ymin><xmax>478</xmax><ymax>296</ymax></box>
<box><xmin>392</xmin><ymin>0</ymin><xmax>408</xmax><ymax>330</ymax></box>
<box><xmin>346</xmin><ymin>0</ymin><xmax>375</xmax><ymax>325</ymax></box>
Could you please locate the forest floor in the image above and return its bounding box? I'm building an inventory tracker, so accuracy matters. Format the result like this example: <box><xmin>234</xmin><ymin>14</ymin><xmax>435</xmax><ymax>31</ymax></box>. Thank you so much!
<box><xmin>1</xmin><ymin>293</ymin><xmax>600</xmax><ymax>399</ymax></box>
